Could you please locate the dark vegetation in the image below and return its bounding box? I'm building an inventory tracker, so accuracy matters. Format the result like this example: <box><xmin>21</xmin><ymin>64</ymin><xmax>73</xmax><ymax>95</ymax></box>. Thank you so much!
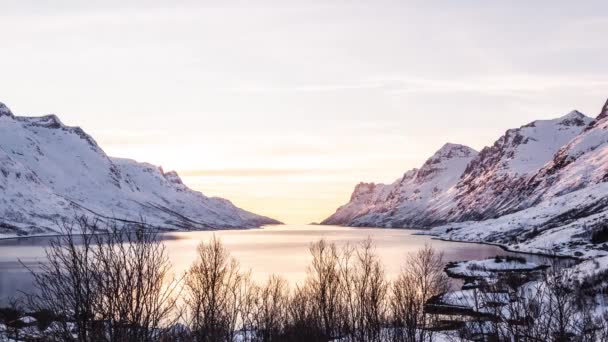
<box><xmin>591</xmin><ymin>223</ymin><xmax>608</xmax><ymax>244</ymax></box>
<box><xmin>453</xmin><ymin>265</ymin><xmax>608</xmax><ymax>342</ymax></box>
<box><xmin>493</xmin><ymin>255</ymin><xmax>526</xmax><ymax>264</ymax></box>
<box><xmin>0</xmin><ymin>218</ymin><xmax>607</xmax><ymax>341</ymax></box>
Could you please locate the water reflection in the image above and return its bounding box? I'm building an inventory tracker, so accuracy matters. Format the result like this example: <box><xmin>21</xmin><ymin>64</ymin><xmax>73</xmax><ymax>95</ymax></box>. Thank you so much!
<box><xmin>0</xmin><ymin>224</ymin><xmax>548</xmax><ymax>304</ymax></box>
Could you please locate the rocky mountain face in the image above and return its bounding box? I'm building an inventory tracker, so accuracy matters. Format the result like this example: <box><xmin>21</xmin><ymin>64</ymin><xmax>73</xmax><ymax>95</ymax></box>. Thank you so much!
<box><xmin>448</xmin><ymin>111</ymin><xmax>592</xmax><ymax>221</ymax></box>
<box><xmin>321</xmin><ymin>182</ymin><xmax>395</xmax><ymax>226</ymax></box>
<box><xmin>323</xmin><ymin>98</ymin><xmax>608</xmax><ymax>260</ymax></box>
<box><xmin>323</xmin><ymin>102</ymin><xmax>606</xmax><ymax>231</ymax></box>
<box><xmin>322</xmin><ymin>143</ymin><xmax>479</xmax><ymax>227</ymax></box>
<box><xmin>524</xmin><ymin>99</ymin><xmax>608</xmax><ymax>203</ymax></box>
<box><xmin>0</xmin><ymin>102</ymin><xmax>280</xmax><ymax>237</ymax></box>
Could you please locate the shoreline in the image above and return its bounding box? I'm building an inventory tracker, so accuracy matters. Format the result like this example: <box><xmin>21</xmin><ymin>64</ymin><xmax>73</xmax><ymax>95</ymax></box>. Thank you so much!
<box><xmin>0</xmin><ymin>224</ymin><xmax>579</xmax><ymax>264</ymax></box>
<box><xmin>0</xmin><ymin>224</ymin><xmax>280</xmax><ymax>243</ymax></box>
<box><xmin>332</xmin><ymin>224</ymin><xmax>582</xmax><ymax>262</ymax></box>
<box><xmin>431</xmin><ymin>236</ymin><xmax>581</xmax><ymax>261</ymax></box>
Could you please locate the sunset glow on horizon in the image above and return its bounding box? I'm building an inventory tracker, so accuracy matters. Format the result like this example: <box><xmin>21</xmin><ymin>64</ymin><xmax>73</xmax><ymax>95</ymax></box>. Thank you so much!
<box><xmin>2</xmin><ymin>1</ymin><xmax>608</xmax><ymax>223</ymax></box>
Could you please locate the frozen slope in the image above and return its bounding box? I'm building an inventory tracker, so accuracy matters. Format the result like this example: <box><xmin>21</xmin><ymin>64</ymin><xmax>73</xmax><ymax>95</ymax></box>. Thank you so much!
<box><xmin>522</xmin><ymin>99</ymin><xmax>608</xmax><ymax>206</ymax></box>
<box><xmin>323</xmin><ymin>107</ymin><xmax>596</xmax><ymax>229</ymax></box>
<box><xmin>432</xmin><ymin>98</ymin><xmax>608</xmax><ymax>259</ymax></box>
<box><xmin>0</xmin><ymin>103</ymin><xmax>280</xmax><ymax>237</ymax></box>
<box><xmin>320</xmin><ymin>181</ymin><xmax>396</xmax><ymax>226</ymax></box>
<box><xmin>322</xmin><ymin>143</ymin><xmax>478</xmax><ymax>227</ymax></box>
<box><xmin>432</xmin><ymin>181</ymin><xmax>608</xmax><ymax>260</ymax></box>
<box><xmin>449</xmin><ymin>110</ymin><xmax>592</xmax><ymax>221</ymax></box>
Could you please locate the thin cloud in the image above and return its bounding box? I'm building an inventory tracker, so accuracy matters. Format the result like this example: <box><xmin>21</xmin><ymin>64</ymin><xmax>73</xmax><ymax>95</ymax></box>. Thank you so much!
<box><xmin>214</xmin><ymin>74</ymin><xmax>608</xmax><ymax>97</ymax></box>
<box><xmin>179</xmin><ymin>168</ymin><xmax>347</xmax><ymax>178</ymax></box>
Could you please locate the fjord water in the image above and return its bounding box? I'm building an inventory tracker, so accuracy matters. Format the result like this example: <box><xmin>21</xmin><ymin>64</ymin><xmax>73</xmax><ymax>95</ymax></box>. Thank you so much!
<box><xmin>0</xmin><ymin>224</ymin><xmax>517</xmax><ymax>303</ymax></box>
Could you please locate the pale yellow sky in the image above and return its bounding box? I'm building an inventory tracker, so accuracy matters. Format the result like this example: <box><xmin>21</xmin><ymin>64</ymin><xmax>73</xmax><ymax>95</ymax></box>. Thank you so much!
<box><xmin>2</xmin><ymin>1</ymin><xmax>608</xmax><ymax>223</ymax></box>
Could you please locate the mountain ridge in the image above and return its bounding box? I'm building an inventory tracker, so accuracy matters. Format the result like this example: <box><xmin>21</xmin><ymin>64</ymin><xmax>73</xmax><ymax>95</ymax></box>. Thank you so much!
<box><xmin>323</xmin><ymin>103</ymin><xmax>600</xmax><ymax>228</ymax></box>
<box><xmin>0</xmin><ymin>102</ymin><xmax>280</xmax><ymax>238</ymax></box>
<box><xmin>322</xmin><ymin>142</ymin><xmax>478</xmax><ymax>227</ymax></box>
<box><xmin>324</xmin><ymin>99</ymin><xmax>608</xmax><ymax>259</ymax></box>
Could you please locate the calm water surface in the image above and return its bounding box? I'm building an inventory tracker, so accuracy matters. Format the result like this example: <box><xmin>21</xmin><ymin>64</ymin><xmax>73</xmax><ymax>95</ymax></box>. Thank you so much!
<box><xmin>0</xmin><ymin>224</ymin><xmax>524</xmax><ymax>303</ymax></box>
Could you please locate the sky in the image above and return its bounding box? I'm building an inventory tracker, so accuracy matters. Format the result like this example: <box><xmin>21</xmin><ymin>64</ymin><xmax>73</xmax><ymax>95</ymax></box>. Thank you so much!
<box><xmin>1</xmin><ymin>1</ymin><xmax>608</xmax><ymax>224</ymax></box>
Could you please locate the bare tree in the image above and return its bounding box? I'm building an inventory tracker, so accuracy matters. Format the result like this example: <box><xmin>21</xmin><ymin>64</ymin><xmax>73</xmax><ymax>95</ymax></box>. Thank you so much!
<box><xmin>600</xmin><ymin>312</ymin><xmax>608</xmax><ymax>342</ymax></box>
<box><xmin>26</xmin><ymin>217</ymin><xmax>99</xmax><ymax>341</ymax></box>
<box><xmin>389</xmin><ymin>244</ymin><xmax>449</xmax><ymax>342</ymax></box>
<box><xmin>27</xmin><ymin>225</ymin><xmax>606</xmax><ymax>342</ymax></box>
<box><xmin>284</xmin><ymin>285</ymin><xmax>324</xmax><ymax>342</ymax></box>
<box><xmin>184</xmin><ymin>235</ymin><xmax>251</xmax><ymax>342</ymax></box>
<box><xmin>251</xmin><ymin>275</ymin><xmax>289</xmax><ymax>341</ymax></box>
<box><xmin>339</xmin><ymin>238</ymin><xmax>388</xmax><ymax>341</ymax></box>
<box><xmin>26</xmin><ymin>217</ymin><xmax>181</xmax><ymax>342</ymax></box>
<box><xmin>91</xmin><ymin>224</ymin><xmax>182</xmax><ymax>341</ymax></box>
<box><xmin>543</xmin><ymin>266</ymin><xmax>578</xmax><ymax>341</ymax></box>
<box><xmin>0</xmin><ymin>298</ymin><xmax>28</xmax><ymax>342</ymax></box>
<box><xmin>305</xmin><ymin>239</ymin><xmax>344</xmax><ymax>340</ymax></box>
<box><xmin>453</xmin><ymin>260</ymin><xmax>608</xmax><ymax>342</ymax></box>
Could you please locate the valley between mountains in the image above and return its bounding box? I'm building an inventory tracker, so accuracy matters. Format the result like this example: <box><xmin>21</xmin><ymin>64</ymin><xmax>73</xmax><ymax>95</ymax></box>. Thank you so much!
<box><xmin>2</xmin><ymin>98</ymin><xmax>608</xmax><ymax>272</ymax></box>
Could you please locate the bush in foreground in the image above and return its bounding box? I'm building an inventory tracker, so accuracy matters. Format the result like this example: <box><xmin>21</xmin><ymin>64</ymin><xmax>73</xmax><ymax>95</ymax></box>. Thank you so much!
<box><xmin>9</xmin><ymin>217</ymin><xmax>608</xmax><ymax>342</ymax></box>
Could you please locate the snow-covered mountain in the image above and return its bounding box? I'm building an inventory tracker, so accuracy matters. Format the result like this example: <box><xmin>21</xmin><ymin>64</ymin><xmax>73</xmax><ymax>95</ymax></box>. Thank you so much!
<box><xmin>448</xmin><ymin>110</ymin><xmax>592</xmax><ymax>221</ymax></box>
<box><xmin>323</xmin><ymin>103</ymin><xmax>603</xmax><ymax>230</ymax></box>
<box><xmin>523</xmin><ymin>100</ymin><xmax>608</xmax><ymax>205</ymax></box>
<box><xmin>324</xmin><ymin>98</ymin><xmax>608</xmax><ymax>260</ymax></box>
<box><xmin>322</xmin><ymin>143</ymin><xmax>478</xmax><ymax>227</ymax></box>
<box><xmin>0</xmin><ymin>102</ymin><xmax>280</xmax><ymax>237</ymax></box>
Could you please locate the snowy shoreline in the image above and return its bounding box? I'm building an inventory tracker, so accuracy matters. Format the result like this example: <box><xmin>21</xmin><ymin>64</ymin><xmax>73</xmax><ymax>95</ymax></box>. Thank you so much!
<box><xmin>431</xmin><ymin>235</ymin><xmax>581</xmax><ymax>261</ymax></box>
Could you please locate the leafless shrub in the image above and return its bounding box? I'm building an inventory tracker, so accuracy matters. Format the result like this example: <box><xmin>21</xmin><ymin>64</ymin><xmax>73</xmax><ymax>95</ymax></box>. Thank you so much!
<box><xmin>184</xmin><ymin>235</ymin><xmax>253</xmax><ymax>342</ymax></box>
<box><xmin>26</xmin><ymin>218</ymin><xmax>101</xmax><ymax>341</ymax></box>
<box><xmin>26</xmin><ymin>217</ymin><xmax>181</xmax><ymax>342</ymax></box>
<box><xmin>25</xmin><ymin>223</ymin><xmax>606</xmax><ymax>342</ymax></box>
<box><xmin>339</xmin><ymin>238</ymin><xmax>388</xmax><ymax>341</ymax></box>
<box><xmin>456</xmin><ymin>261</ymin><xmax>608</xmax><ymax>342</ymax></box>
<box><xmin>91</xmin><ymin>223</ymin><xmax>182</xmax><ymax>341</ymax></box>
<box><xmin>600</xmin><ymin>312</ymin><xmax>608</xmax><ymax>342</ymax></box>
<box><xmin>304</xmin><ymin>239</ymin><xmax>344</xmax><ymax>340</ymax></box>
<box><xmin>283</xmin><ymin>284</ymin><xmax>323</xmax><ymax>342</ymax></box>
<box><xmin>251</xmin><ymin>275</ymin><xmax>289</xmax><ymax>341</ymax></box>
<box><xmin>0</xmin><ymin>298</ymin><xmax>27</xmax><ymax>341</ymax></box>
<box><xmin>389</xmin><ymin>244</ymin><xmax>449</xmax><ymax>342</ymax></box>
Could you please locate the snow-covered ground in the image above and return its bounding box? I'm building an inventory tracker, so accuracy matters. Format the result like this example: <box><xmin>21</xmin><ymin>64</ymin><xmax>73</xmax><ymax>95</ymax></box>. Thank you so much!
<box><xmin>445</xmin><ymin>257</ymin><xmax>543</xmax><ymax>279</ymax></box>
<box><xmin>430</xmin><ymin>181</ymin><xmax>608</xmax><ymax>260</ymax></box>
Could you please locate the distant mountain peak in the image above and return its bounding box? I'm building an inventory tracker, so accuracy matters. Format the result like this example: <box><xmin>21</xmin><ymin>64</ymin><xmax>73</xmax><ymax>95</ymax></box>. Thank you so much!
<box><xmin>0</xmin><ymin>102</ymin><xmax>13</xmax><ymax>118</ymax></box>
<box><xmin>522</xmin><ymin>110</ymin><xmax>591</xmax><ymax>129</ymax></box>
<box><xmin>418</xmin><ymin>143</ymin><xmax>477</xmax><ymax>177</ymax></box>
<box><xmin>433</xmin><ymin>143</ymin><xmax>477</xmax><ymax>158</ymax></box>
<box><xmin>597</xmin><ymin>98</ymin><xmax>608</xmax><ymax>122</ymax></box>
<box><xmin>561</xmin><ymin>109</ymin><xmax>584</xmax><ymax>119</ymax></box>
<box><xmin>557</xmin><ymin>110</ymin><xmax>591</xmax><ymax>127</ymax></box>
<box><xmin>350</xmin><ymin>182</ymin><xmax>381</xmax><ymax>201</ymax></box>
<box><xmin>163</xmin><ymin>170</ymin><xmax>184</xmax><ymax>185</ymax></box>
<box><xmin>30</xmin><ymin>114</ymin><xmax>65</xmax><ymax>128</ymax></box>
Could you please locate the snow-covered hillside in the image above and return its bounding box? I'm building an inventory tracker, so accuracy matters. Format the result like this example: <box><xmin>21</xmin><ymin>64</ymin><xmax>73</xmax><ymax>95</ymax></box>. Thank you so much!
<box><xmin>449</xmin><ymin>110</ymin><xmax>592</xmax><ymax>221</ymax></box>
<box><xmin>323</xmin><ymin>98</ymin><xmax>608</xmax><ymax>261</ymax></box>
<box><xmin>322</xmin><ymin>143</ymin><xmax>478</xmax><ymax>227</ymax></box>
<box><xmin>323</xmin><ymin>99</ymin><xmax>608</xmax><ymax>260</ymax></box>
<box><xmin>432</xmin><ymin>99</ymin><xmax>608</xmax><ymax>259</ymax></box>
<box><xmin>0</xmin><ymin>102</ymin><xmax>280</xmax><ymax>237</ymax></box>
